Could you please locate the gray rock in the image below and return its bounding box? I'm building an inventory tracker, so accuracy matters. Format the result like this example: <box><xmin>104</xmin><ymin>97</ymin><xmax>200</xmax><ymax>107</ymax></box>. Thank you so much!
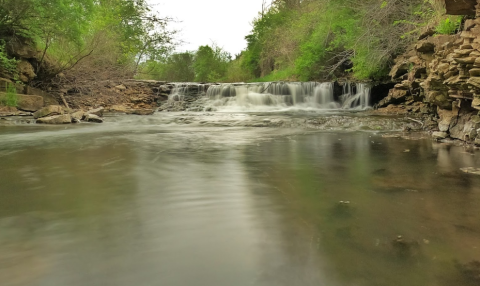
<box><xmin>437</xmin><ymin>109</ymin><xmax>458</xmax><ymax>132</ymax></box>
<box><xmin>432</xmin><ymin>131</ymin><xmax>448</xmax><ymax>139</ymax></box>
<box><xmin>84</xmin><ymin>113</ymin><xmax>103</xmax><ymax>123</ymax></box>
<box><xmin>33</xmin><ymin>105</ymin><xmax>64</xmax><ymax>119</ymax></box>
<box><xmin>472</xmin><ymin>97</ymin><xmax>480</xmax><ymax>110</ymax></box>
<box><xmin>36</xmin><ymin>114</ymin><xmax>72</xmax><ymax>124</ymax></box>
<box><xmin>70</xmin><ymin>110</ymin><xmax>85</xmax><ymax>120</ymax></box>
<box><xmin>86</xmin><ymin>107</ymin><xmax>104</xmax><ymax>117</ymax></box>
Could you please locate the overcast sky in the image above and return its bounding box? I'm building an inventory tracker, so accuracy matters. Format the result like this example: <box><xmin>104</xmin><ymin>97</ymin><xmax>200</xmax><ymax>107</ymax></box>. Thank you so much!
<box><xmin>149</xmin><ymin>0</ymin><xmax>265</xmax><ymax>56</ymax></box>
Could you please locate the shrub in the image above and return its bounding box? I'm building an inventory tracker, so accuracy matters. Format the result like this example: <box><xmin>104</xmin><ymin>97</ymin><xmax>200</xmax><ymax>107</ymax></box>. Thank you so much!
<box><xmin>436</xmin><ymin>17</ymin><xmax>462</xmax><ymax>35</ymax></box>
<box><xmin>0</xmin><ymin>40</ymin><xmax>18</xmax><ymax>76</ymax></box>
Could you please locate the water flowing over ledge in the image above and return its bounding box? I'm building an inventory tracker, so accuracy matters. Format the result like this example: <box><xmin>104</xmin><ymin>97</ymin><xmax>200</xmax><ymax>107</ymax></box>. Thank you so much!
<box><xmin>168</xmin><ymin>82</ymin><xmax>371</xmax><ymax>112</ymax></box>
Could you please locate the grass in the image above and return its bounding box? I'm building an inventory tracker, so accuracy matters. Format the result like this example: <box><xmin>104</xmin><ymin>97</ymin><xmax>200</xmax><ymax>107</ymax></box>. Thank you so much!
<box><xmin>0</xmin><ymin>83</ymin><xmax>19</xmax><ymax>107</ymax></box>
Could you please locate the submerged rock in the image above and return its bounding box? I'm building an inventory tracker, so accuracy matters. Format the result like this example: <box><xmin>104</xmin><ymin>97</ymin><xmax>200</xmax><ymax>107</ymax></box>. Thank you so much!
<box><xmin>455</xmin><ymin>260</ymin><xmax>480</xmax><ymax>283</ymax></box>
<box><xmin>391</xmin><ymin>235</ymin><xmax>420</xmax><ymax>257</ymax></box>
<box><xmin>460</xmin><ymin>167</ymin><xmax>480</xmax><ymax>175</ymax></box>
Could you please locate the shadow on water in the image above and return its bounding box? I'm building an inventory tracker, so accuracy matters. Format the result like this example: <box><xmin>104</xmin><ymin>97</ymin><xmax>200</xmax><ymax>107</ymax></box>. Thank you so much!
<box><xmin>0</xmin><ymin>114</ymin><xmax>480</xmax><ymax>286</ymax></box>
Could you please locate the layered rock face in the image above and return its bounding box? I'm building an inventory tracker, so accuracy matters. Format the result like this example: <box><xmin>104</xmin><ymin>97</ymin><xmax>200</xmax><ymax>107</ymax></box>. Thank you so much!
<box><xmin>445</xmin><ymin>0</ymin><xmax>477</xmax><ymax>15</ymax></box>
<box><xmin>380</xmin><ymin>1</ymin><xmax>480</xmax><ymax>142</ymax></box>
<box><xmin>55</xmin><ymin>79</ymin><xmax>174</xmax><ymax>111</ymax></box>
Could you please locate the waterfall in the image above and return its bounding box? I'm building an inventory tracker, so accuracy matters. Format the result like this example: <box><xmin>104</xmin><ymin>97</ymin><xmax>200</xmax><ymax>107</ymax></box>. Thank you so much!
<box><xmin>340</xmin><ymin>82</ymin><xmax>371</xmax><ymax>110</ymax></box>
<box><xmin>172</xmin><ymin>81</ymin><xmax>372</xmax><ymax>111</ymax></box>
<box><xmin>169</xmin><ymin>83</ymin><xmax>209</xmax><ymax>101</ymax></box>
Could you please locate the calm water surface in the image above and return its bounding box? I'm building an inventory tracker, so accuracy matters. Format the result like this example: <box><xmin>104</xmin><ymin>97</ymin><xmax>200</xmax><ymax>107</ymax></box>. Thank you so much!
<box><xmin>1</xmin><ymin>112</ymin><xmax>480</xmax><ymax>286</ymax></box>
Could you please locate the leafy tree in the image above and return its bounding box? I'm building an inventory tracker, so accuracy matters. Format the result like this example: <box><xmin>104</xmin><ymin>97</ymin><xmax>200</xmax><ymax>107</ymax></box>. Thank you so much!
<box><xmin>232</xmin><ymin>0</ymin><xmax>446</xmax><ymax>81</ymax></box>
<box><xmin>193</xmin><ymin>45</ymin><xmax>231</xmax><ymax>82</ymax></box>
<box><xmin>138</xmin><ymin>51</ymin><xmax>195</xmax><ymax>82</ymax></box>
<box><xmin>0</xmin><ymin>0</ymin><xmax>177</xmax><ymax>81</ymax></box>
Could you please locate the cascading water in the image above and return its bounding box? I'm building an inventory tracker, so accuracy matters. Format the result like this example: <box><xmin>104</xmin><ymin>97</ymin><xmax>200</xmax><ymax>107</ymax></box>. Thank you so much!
<box><xmin>341</xmin><ymin>82</ymin><xmax>371</xmax><ymax>110</ymax></box>
<box><xmin>202</xmin><ymin>82</ymin><xmax>371</xmax><ymax>111</ymax></box>
<box><xmin>169</xmin><ymin>83</ymin><xmax>209</xmax><ymax>101</ymax></box>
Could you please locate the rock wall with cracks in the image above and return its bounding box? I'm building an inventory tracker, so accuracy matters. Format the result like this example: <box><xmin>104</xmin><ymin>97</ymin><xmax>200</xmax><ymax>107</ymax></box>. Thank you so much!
<box><xmin>379</xmin><ymin>1</ymin><xmax>480</xmax><ymax>143</ymax></box>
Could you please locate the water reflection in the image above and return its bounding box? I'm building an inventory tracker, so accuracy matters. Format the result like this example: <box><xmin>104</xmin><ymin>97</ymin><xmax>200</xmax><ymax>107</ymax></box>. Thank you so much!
<box><xmin>246</xmin><ymin>133</ymin><xmax>480</xmax><ymax>286</ymax></box>
<box><xmin>0</xmin><ymin>115</ymin><xmax>480</xmax><ymax>286</ymax></box>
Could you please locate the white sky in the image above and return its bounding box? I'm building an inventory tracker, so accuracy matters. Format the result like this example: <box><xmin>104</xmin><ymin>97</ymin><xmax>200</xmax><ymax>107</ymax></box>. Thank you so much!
<box><xmin>149</xmin><ymin>0</ymin><xmax>265</xmax><ymax>56</ymax></box>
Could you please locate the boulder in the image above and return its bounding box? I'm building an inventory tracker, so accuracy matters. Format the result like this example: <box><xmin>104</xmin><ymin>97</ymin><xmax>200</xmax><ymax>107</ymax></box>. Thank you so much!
<box><xmin>16</xmin><ymin>95</ymin><xmax>44</xmax><ymax>112</ymax></box>
<box><xmin>33</xmin><ymin>105</ymin><xmax>63</xmax><ymax>119</ymax></box>
<box><xmin>23</xmin><ymin>86</ymin><xmax>58</xmax><ymax>105</ymax></box>
<box><xmin>437</xmin><ymin>108</ymin><xmax>458</xmax><ymax>132</ymax></box>
<box><xmin>86</xmin><ymin>107</ymin><xmax>104</xmax><ymax>117</ymax></box>
<box><xmin>36</xmin><ymin>114</ymin><xmax>72</xmax><ymax>124</ymax></box>
<box><xmin>17</xmin><ymin>60</ymin><xmax>36</xmax><ymax>83</ymax></box>
<box><xmin>444</xmin><ymin>0</ymin><xmax>476</xmax><ymax>15</ymax></box>
<box><xmin>70</xmin><ymin>110</ymin><xmax>85</xmax><ymax>120</ymax></box>
<box><xmin>449</xmin><ymin>111</ymin><xmax>476</xmax><ymax>140</ymax></box>
<box><xmin>472</xmin><ymin>97</ymin><xmax>480</xmax><ymax>110</ymax></box>
<box><xmin>84</xmin><ymin>113</ymin><xmax>103</xmax><ymax>123</ymax></box>
<box><xmin>432</xmin><ymin>131</ymin><xmax>448</xmax><ymax>139</ymax></box>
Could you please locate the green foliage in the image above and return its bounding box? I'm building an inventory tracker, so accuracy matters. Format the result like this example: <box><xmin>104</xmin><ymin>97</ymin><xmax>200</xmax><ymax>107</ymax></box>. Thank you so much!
<box><xmin>193</xmin><ymin>45</ymin><xmax>231</xmax><ymax>82</ymax></box>
<box><xmin>435</xmin><ymin>16</ymin><xmax>462</xmax><ymax>35</ymax></box>
<box><xmin>0</xmin><ymin>0</ymin><xmax>177</xmax><ymax>79</ymax></box>
<box><xmin>1</xmin><ymin>83</ymin><xmax>18</xmax><ymax>107</ymax></box>
<box><xmin>137</xmin><ymin>44</ymin><xmax>232</xmax><ymax>82</ymax></box>
<box><xmin>249</xmin><ymin>67</ymin><xmax>295</xmax><ymax>82</ymax></box>
<box><xmin>0</xmin><ymin>40</ymin><xmax>17</xmax><ymax>76</ymax></box>
<box><xmin>227</xmin><ymin>0</ymin><xmax>443</xmax><ymax>82</ymax></box>
<box><xmin>225</xmin><ymin>54</ymin><xmax>255</xmax><ymax>82</ymax></box>
<box><xmin>138</xmin><ymin>52</ymin><xmax>195</xmax><ymax>82</ymax></box>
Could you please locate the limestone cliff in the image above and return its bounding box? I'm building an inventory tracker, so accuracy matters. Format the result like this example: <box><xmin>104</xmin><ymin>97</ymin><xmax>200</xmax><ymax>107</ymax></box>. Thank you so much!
<box><xmin>379</xmin><ymin>1</ymin><xmax>480</xmax><ymax>143</ymax></box>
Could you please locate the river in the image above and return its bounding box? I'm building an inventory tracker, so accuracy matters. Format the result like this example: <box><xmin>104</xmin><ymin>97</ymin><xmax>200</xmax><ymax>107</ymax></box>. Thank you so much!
<box><xmin>1</xmin><ymin>111</ymin><xmax>480</xmax><ymax>286</ymax></box>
